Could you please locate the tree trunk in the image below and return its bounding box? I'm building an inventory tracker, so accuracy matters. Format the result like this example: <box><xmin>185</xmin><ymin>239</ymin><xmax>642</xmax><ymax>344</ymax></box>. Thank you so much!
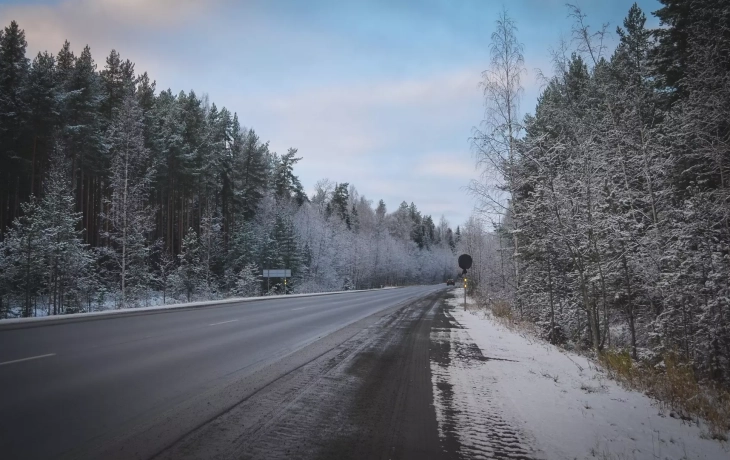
<box><xmin>547</xmin><ymin>245</ymin><xmax>556</xmax><ymax>344</ymax></box>
<box><xmin>121</xmin><ymin>146</ymin><xmax>129</xmax><ymax>308</ymax></box>
<box><xmin>621</xmin><ymin>252</ymin><xmax>638</xmax><ymax>359</ymax></box>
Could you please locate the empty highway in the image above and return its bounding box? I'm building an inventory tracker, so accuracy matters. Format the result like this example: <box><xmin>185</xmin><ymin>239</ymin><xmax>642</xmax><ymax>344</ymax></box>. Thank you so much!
<box><xmin>0</xmin><ymin>285</ymin><xmax>444</xmax><ymax>460</ymax></box>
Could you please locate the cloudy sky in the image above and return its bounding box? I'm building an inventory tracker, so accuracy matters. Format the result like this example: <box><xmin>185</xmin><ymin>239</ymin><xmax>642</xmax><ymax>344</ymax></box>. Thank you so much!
<box><xmin>0</xmin><ymin>0</ymin><xmax>662</xmax><ymax>226</ymax></box>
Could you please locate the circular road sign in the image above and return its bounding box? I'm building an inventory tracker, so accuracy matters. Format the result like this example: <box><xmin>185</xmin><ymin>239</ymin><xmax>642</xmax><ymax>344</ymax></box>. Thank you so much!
<box><xmin>458</xmin><ymin>254</ymin><xmax>473</xmax><ymax>270</ymax></box>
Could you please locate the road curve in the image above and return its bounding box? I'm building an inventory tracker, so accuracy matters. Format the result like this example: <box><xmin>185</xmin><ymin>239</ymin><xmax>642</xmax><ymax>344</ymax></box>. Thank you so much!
<box><xmin>0</xmin><ymin>285</ymin><xmax>443</xmax><ymax>460</ymax></box>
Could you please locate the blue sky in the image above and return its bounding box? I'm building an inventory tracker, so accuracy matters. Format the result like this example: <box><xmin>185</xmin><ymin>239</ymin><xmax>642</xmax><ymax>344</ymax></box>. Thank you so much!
<box><xmin>0</xmin><ymin>0</ymin><xmax>662</xmax><ymax>227</ymax></box>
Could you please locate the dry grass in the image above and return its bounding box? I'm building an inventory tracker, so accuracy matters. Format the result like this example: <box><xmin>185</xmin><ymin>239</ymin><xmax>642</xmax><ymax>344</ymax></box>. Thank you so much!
<box><xmin>474</xmin><ymin>295</ymin><xmax>546</xmax><ymax>339</ymax></box>
<box><xmin>599</xmin><ymin>349</ymin><xmax>730</xmax><ymax>441</ymax></box>
<box><xmin>489</xmin><ymin>298</ymin><xmax>513</xmax><ymax>321</ymax></box>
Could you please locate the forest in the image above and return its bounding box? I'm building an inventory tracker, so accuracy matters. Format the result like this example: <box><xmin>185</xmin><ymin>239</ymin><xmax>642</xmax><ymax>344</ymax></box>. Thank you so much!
<box><xmin>467</xmin><ymin>0</ymin><xmax>730</xmax><ymax>386</ymax></box>
<box><xmin>0</xmin><ymin>21</ymin><xmax>458</xmax><ymax>318</ymax></box>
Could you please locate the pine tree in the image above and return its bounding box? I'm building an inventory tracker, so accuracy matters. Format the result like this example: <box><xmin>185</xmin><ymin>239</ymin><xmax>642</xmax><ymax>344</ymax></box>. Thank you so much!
<box><xmin>0</xmin><ymin>21</ymin><xmax>30</xmax><ymax>232</ymax></box>
<box><xmin>62</xmin><ymin>44</ymin><xmax>104</xmax><ymax>246</ymax></box>
<box><xmin>273</xmin><ymin>148</ymin><xmax>305</xmax><ymax>204</ymax></box>
<box><xmin>99</xmin><ymin>49</ymin><xmax>135</xmax><ymax>123</ymax></box>
<box><xmin>233</xmin><ymin>128</ymin><xmax>268</xmax><ymax>221</ymax></box>
<box><xmin>26</xmin><ymin>51</ymin><xmax>58</xmax><ymax>198</ymax></box>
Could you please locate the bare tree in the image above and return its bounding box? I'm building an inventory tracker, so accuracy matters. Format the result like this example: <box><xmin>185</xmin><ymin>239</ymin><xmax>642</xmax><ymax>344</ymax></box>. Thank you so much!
<box><xmin>470</xmin><ymin>8</ymin><xmax>525</xmax><ymax>314</ymax></box>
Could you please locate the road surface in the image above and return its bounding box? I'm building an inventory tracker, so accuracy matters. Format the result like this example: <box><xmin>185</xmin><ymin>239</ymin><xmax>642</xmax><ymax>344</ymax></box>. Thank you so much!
<box><xmin>0</xmin><ymin>286</ymin><xmax>444</xmax><ymax>459</ymax></box>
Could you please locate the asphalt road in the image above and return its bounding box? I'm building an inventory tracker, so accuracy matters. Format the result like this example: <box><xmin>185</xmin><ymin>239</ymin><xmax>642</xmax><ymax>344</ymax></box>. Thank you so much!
<box><xmin>158</xmin><ymin>288</ymin><xmax>453</xmax><ymax>460</ymax></box>
<box><xmin>0</xmin><ymin>285</ymin><xmax>443</xmax><ymax>460</ymax></box>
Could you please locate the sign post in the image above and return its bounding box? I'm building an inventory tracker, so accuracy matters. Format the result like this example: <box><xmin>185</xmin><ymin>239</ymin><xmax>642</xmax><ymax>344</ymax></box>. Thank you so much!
<box><xmin>463</xmin><ymin>277</ymin><xmax>467</xmax><ymax>308</ymax></box>
<box><xmin>262</xmin><ymin>269</ymin><xmax>292</xmax><ymax>295</ymax></box>
<box><xmin>458</xmin><ymin>254</ymin><xmax>473</xmax><ymax>310</ymax></box>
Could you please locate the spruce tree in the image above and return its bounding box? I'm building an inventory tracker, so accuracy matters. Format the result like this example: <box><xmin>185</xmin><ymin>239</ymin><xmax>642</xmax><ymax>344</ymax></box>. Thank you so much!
<box><xmin>0</xmin><ymin>197</ymin><xmax>45</xmax><ymax>317</ymax></box>
<box><xmin>175</xmin><ymin>229</ymin><xmax>203</xmax><ymax>302</ymax></box>
<box><xmin>37</xmin><ymin>148</ymin><xmax>91</xmax><ymax>315</ymax></box>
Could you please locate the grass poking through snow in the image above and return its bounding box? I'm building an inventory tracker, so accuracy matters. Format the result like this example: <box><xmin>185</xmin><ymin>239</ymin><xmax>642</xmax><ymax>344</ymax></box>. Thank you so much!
<box><xmin>599</xmin><ymin>349</ymin><xmax>730</xmax><ymax>441</ymax></box>
<box><xmin>470</xmin><ymin>291</ymin><xmax>730</xmax><ymax>442</ymax></box>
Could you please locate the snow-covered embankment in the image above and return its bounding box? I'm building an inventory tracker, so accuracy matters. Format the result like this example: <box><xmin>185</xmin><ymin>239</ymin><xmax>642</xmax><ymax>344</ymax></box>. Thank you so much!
<box><xmin>431</xmin><ymin>289</ymin><xmax>729</xmax><ymax>459</ymax></box>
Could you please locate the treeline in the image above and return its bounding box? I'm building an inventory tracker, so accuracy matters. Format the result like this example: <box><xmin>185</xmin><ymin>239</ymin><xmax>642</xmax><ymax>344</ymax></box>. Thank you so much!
<box><xmin>0</xmin><ymin>21</ymin><xmax>457</xmax><ymax>317</ymax></box>
<box><xmin>472</xmin><ymin>0</ymin><xmax>730</xmax><ymax>384</ymax></box>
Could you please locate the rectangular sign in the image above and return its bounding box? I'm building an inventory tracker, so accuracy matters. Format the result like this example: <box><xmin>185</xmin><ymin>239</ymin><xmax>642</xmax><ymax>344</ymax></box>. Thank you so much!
<box><xmin>262</xmin><ymin>269</ymin><xmax>291</xmax><ymax>278</ymax></box>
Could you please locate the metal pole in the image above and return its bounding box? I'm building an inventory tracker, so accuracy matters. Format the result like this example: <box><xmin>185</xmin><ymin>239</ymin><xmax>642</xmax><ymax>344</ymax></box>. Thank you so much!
<box><xmin>464</xmin><ymin>277</ymin><xmax>467</xmax><ymax>309</ymax></box>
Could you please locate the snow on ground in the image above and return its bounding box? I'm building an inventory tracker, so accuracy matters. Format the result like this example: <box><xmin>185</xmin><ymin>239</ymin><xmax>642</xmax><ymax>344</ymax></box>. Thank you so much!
<box><xmin>432</xmin><ymin>289</ymin><xmax>729</xmax><ymax>460</ymax></box>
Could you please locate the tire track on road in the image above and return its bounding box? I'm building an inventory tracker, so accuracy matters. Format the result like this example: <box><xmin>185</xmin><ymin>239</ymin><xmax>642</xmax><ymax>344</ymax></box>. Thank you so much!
<box><xmin>155</xmin><ymin>291</ymin><xmax>447</xmax><ymax>460</ymax></box>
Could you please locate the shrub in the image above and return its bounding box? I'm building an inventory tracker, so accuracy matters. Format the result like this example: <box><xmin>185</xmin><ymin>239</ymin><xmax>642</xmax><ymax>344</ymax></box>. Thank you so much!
<box><xmin>599</xmin><ymin>349</ymin><xmax>730</xmax><ymax>440</ymax></box>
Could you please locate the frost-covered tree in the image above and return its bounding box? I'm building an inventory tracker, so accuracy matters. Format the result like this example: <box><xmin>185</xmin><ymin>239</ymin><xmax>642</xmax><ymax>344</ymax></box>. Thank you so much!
<box><xmin>103</xmin><ymin>94</ymin><xmax>155</xmax><ymax>307</ymax></box>
<box><xmin>233</xmin><ymin>262</ymin><xmax>261</xmax><ymax>298</ymax></box>
<box><xmin>470</xmin><ymin>8</ymin><xmax>526</xmax><ymax>312</ymax></box>
<box><xmin>0</xmin><ymin>198</ymin><xmax>44</xmax><ymax>317</ymax></box>
<box><xmin>174</xmin><ymin>229</ymin><xmax>204</xmax><ymax>302</ymax></box>
<box><xmin>464</xmin><ymin>2</ymin><xmax>730</xmax><ymax>383</ymax></box>
<box><xmin>156</xmin><ymin>249</ymin><xmax>175</xmax><ymax>305</ymax></box>
<box><xmin>38</xmin><ymin>148</ymin><xmax>91</xmax><ymax>315</ymax></box>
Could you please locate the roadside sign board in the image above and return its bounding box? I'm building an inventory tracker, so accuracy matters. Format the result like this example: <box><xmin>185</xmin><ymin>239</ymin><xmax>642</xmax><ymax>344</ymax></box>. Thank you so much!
<box><xmin>262</xmin><ymin>269</ymin><xmax>291</xmax><ymax>278</ymax></box>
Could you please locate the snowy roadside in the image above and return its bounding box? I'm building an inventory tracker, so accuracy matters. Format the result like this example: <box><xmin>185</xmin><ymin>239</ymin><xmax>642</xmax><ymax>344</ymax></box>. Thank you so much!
<box><xmin>433</xmin><ymin>289</ymin><xmax>729</xmax><ymax>460</ymax></box>
<box><xmin>0</xmin><ymin>286</ymin><xmax>401</xmax><ymax>327</ymax></box>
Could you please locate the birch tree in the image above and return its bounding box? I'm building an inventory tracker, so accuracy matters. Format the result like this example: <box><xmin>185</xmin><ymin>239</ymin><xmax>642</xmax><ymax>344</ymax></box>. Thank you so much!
<box><xmin>471</xmin><ymin>8</ymin><xmax>526</xmax><ymax>314</ymax></box>
<box><xmin>104</xmin><ymin>94</ymin><xmax>155</xmax><ymax>307</ymax></box>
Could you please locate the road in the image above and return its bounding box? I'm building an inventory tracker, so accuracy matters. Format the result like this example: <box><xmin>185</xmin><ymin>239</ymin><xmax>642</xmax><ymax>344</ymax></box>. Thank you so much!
<box><xmin>0</xmin><ymin>285</ymin><xmax>444</xmax><ymax>460</ymax></box>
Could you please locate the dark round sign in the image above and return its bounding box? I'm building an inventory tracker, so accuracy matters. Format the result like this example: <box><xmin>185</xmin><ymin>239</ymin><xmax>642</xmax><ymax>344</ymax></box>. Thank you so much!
<box><xmin>458</xmin><ymin>254</ymin><xmax>473</xmax><ymax>270</ymax></box>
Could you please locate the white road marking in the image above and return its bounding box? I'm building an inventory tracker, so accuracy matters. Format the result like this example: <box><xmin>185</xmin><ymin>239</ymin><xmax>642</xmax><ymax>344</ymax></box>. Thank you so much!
<box><xmin>290</xmin><ymin>307</ymin><xmax>306</xmax><ymax>311</ymax></box>
<box><xmin>209</xmin><ymin>319</ymin><xmax>239</xmax><ymax>326</ymax></box>
<box><xmin>0</xmin><ymin>353</ymin><xmax>56</xmax><ymax>366</ymax></box>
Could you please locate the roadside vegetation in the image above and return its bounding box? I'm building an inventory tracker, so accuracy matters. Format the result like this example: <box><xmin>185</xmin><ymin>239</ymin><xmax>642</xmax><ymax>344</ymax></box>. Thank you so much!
<box><xmin>484</xmin><ymin>293</ymin><xmax>730</xmax><ymax>440</ymax></box>
<box><xmin>462</xmin><ymin>0</ymin><xmax>730</xmax><ymax>439</ymax></box>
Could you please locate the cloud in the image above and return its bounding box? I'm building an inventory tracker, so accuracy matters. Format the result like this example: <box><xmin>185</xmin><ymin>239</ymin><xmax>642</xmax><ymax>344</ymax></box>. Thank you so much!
<box><xmin>239</xmin><ymin>68</ymin><xmax>483</xmax><ymax>161</ymax></box>
<box><xmin>0</xmin><ymin>0</ymin><xmax>225</xmax><ymax>60</ymax></box>
<box><xmin>268</xmin><ymin>68</ymin><xmax>480</xmax><ymax>114</ymax></box>
<box><xmin>79</xmin><ymin>0</ymin><xmax>215</xmax><ymax>26</ymax></box>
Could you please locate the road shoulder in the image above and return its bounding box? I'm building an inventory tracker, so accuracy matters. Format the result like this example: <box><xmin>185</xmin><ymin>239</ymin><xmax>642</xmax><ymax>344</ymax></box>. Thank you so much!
<box><xmin>446</xmin><ymin>289</ymin><xmax>730</xmax><ymax>459</ymax></box>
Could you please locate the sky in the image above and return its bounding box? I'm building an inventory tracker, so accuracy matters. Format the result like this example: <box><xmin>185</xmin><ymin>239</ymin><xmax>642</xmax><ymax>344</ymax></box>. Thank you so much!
<box><xmin>0</xmin><ymin>0</ymin><xmax>662</xmax><ymax>227</ymax></box>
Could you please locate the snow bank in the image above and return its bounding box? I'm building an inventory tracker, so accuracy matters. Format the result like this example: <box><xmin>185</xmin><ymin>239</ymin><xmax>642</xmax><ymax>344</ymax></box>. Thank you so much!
<box><xmin>438</xmin><ymin>289</ymin><xmax>729</xmax><ymax>459</ymax></box>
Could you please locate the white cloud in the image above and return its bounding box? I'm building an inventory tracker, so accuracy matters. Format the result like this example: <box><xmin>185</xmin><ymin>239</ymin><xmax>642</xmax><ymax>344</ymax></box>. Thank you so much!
<box><xmin>238</xmin><ymin>68</ymin><xmax>482</xmax><ymax>160</ymax></box>
<box><xmin>267</xmin><ymin>68</ymin><xmax>480</xmax><ymax>114</ymax></box>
